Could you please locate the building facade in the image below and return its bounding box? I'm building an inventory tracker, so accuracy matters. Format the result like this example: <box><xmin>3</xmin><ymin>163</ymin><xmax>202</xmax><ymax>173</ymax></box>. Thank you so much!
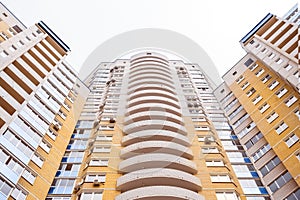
<box><xmin>215</xmin><ymin>4</ymin><xmax>299</xmax><ymax>200</ymax></box>
<box><xmin>0</xmin><ymin>3</ymin><xmax>88</xmax><ymax>200</ymax></box>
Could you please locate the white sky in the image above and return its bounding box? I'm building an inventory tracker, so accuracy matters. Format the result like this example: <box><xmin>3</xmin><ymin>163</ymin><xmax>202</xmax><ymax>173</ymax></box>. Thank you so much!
<box><xmin>2</xmin><ymin>0</ymin><xmax>298</xmax><ymax>76</ymax></box>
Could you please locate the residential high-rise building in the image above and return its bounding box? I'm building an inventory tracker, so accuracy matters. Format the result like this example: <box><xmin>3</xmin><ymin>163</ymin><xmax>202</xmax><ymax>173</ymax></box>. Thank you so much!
<box><xmin>1</xmin><ymin>2</ymin><xmax>299</xmax><ymax>200</ymax></box>
<box><xmin>215</xmin><ymin>4</ymin><xmax>299</xmax><ymax>200</ymax></box>
<box><xmin>0</xmin><ymin>3</ymin><xmax>88</xmax><ymax>200</ymax></box>
<box><xmin>45</xmin><ymin>51</ymin><xmax>270</xmax><ymax>200</ymax></box>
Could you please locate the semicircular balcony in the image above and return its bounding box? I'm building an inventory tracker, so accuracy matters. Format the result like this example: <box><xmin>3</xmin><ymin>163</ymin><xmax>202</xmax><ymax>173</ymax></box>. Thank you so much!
<box><xmin>129</xmin><ymin>69</ymin><xmax>173</xmax><ymax>80</ymax></box>
<box><xmin>121</xmin><ymin>130</ymin><xmax>191</xmax><ymax>147</ymax></box>
<box><xmin>130</xmin><ymin>65</ymin><xmax>170</xmax><ymax>76</ymax></box>
<box><xmin>115</xmin><ymin>186</ymin><xmax>204</xmax><ymax>200</ymax></box>
<box><xmin>120</xmin><ymin>141</ymin><xmax>193</xmax><ymax>159</ymax></box>
<box><xmin>128</xmin><ymin>89</ymin><xmax>178</xmax><ymax>102</ymax></box>
<box><xmin>124</xmin><ymin>110</ymin><xmax>184</xmax><ymax>126</ymax></box>
<box><xmin>117</xmin><ymin>168</ymin><xmax>201</xmax><ymax>192</ymax></box>
<box><xmin>129</xmin><ymin>74</ymin><xmax>173</xmax><ymax>85</ymax></box>
<box><xmin>130</xmin><ymin>59</ymin><xmax>169</xmax><ymax>68</ymax></box>
<box><xmin>126</xmin><ymin>103</ymin><xmax>182</xmax><ymax>117</ymax></box>
<box><xmin>127</xmin><ymin>95</ymin><xmax>180</xmax><ymax>109</ymax></box>
<box><xmin>128</xmin><ymin>78</ymin><xmax>175</xmax><ymax>91</ymax></box>
<box><xmin>118</xmin><ymin>153</ymin><xmax>197</xmax><ymax>174</ymax></box>
<box><xmin>128</xmin><ymin>84</ymin><xmax>176</xmax><ymax>96</ymax></box>
<box><xmin>123</xmin><ymin>119</ymin><xmax>187</xmax><ymax>135</ymax></box>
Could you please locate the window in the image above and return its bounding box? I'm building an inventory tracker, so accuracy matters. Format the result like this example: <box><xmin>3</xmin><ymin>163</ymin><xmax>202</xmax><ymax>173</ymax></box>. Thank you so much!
<box><xmin>275</xmin><ymin>122</ymin><xmax>288</xmax><ymax>134</ymax></box>
<box><xmin>259</xmin><ymin>103</ymin><xmax>270</xmax><ymax>113</ymax></box>
<box><xmin>268</xmin><ymin>52</ymin><xmax>275</xmax><ymax>59</ymax></box>
<box><xmin>0</xmin><ymin>50</ymin><xmax>8</xmax><ymax>58</ymax></box>
<box><xmin>202</xmin><ymin>147</ymin><xmax>219</xmax><ymax>154</ymax></box>
<box><xmin>93</xmin><ymin>146</ymin><xmax>111</xmax><ymax>153</ymax></box>
<box><xmin>269</xmin><ymin>171</ymin><xmax>292</xmax><ymax>193</ymax></box>
<box><xmin>261</xmin><ymin>74</ymin><xmax>272</xmax><ymax>83</ymax></box>
<box><xmin>261</xmin><ymin>48</ymin><xmax>267</xmax><ymax>54</ymax></box>
<box><xmin>11</xmin><ymin>187</ymin><xmax>27</xmax><ymax>200</ymax></box>
<box><xmin>195</xmin><ymin>126</ymin><xmax>210</xmax><ymax>131</ymax></box>
<box><xmin>268</xmin><ymin>80</ymin><xmax>279</xmax><ymax>90</ymax></box>
<box><xmin>266</xmin><ymin>112</ymin><xmax>279</xmax><ymax>123</ymax></box>
<box><xmin>284</xmin><ymin>64</ymin><xmax>293</xmax><ymax>71</ymax></box>
<box><xmin>215</xmin><ymin>192</ymin><xmax>239</xmax><ymax>200</ymax></box>
<box><xmin>244</xmin><ymin>58</ymin><xmax>254</xmax><ymax>67</ymax></box>
<box><xmin>276</xmin><ymin>87</ymin><xmax>288</xmax><ymax>98</ymax></box>
<box><xmin>275</xmin><ymin>58</ymin><xmax>283</xmax><ymax>64</ymax></box>
<box><xmin>246</xmin><ymin>88</ymin><xmax>256</xmax><ymax>97</ymax></box>
<box><xmin>255</xmin><ymin>44</ymin><xmax>261</xmax><ymax>49</ymax></box>
<box><xmin>284</xmin><ymin>96</ymin><xmax>297</xmax><ymax>107</ymax></box>
<box><xmin>236</xmin><ymin>75</ymin><xmax>244</xmax><ymax>83</ymax></box>
<box><xmin>260</xmin><ymin>156</ymin><xmax>281</xmax><ymax>176</ymax></box>
<box><xmin>245</xmin><ymin>132</ymin><xmax>263</xmax><ymax>149</ymax></box>
<box><xmin>285</xmin><ymin>189</ymin><xmax>300</xmax><ymax>200</ymax></box>
<box><xmin>206</xmin><ymin>160</ymin><xmax>224</xmax><ymax>167</ymax></box>
<box><xmin>241</xmin><ymin>82</ymin><xmax>250</xmax><ymax>90</ymax></box>
<box><xmin>294</xmin><ymin>109</ymin><xmax>300</xmax><ymax>120</ymax></box>
<box><xmin>211</xmin><ymin>174</ymin><xmax>231</xmax><ymax>182</ymax></box>
<box><xmin>22</xmin><ymin>169</ymin><xmax>36</xmax><ymax>184</ymax></box>
<box><xmin>32</xmin><ymin>153</ymin><xmax>44</xmax><ymax>168</ymax></box>
<box><xmin>0</xmin><ymin>177</ymin><xmax>13</xmax><ymax>198</ymax></box>
<box><xmin>40</xmin><ymin>140</ymin><xmax>51</xmax><ymax>153</ymax></box>
<box><xmin>85</xmin><ymin>174</ymin><xmax>106</xmax><ymax>182</ymax></box>
<box><xmin>239</xmin><ymin>122</ymin><xmax>256</xmax><ymax>138</ymax></box>
<box><xmin>79</xmin><ymin>192</ymin><xmax>103</xmax><ymax>200</ymax></box>
<box><xmin>252</xmin><ymin>95</ymin><xmax>262</xmax><ymax>105</ymax></box>
<box><xmin>285</xmin><ymin>133</ymin><xmax>299</xmax><ymax>148</ymax></box>
<box><xmin>255</xmin><ymin>69</ymin><xmax>265</xmax><ymax>77</ymax></box>
<box><xmin>49</xmin><ymin>179</ymin><xmax>75</xmax><ymax>194</ymax></box>
<box><xmin>252</xmin><ymin>144</ymin><xmax>271</xmax><ymax>161</ymax></box>
<box><xmin>249</xmin><ymin>63</ymin><xmax>258</xmax><ymax>71</ymax></box>
<box><xmin>89</xmin><ymin>159</ymin><xmax>109</xmax><ymax>166</ymax></box>
<box><xmin>97</xmin><ymin>135</ymin><xmax>113</xmax><ymax>141</ymax></box>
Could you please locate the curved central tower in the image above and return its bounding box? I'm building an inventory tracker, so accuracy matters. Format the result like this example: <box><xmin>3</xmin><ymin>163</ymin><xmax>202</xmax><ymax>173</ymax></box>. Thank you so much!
<box><xmin>116</xmin><ymin>52</ymin><xmax>203</xmax><ymax>200</ymax></box>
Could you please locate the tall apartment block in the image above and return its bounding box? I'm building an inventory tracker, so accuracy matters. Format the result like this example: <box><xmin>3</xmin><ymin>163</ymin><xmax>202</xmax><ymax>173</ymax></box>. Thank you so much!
<box><xmin>215</xmin><ymin>4</ymin><xmax>299</xmax><ymax>200</ymax></box>
<box><xmin>45</xmin><ymin>50</ymin><xmax>272</xmax><ymax>200</ymax></box>
<box><xmin>0</xmin><ymin>3</ymin><xmax>88</xmax><ymax>200</ymax></box>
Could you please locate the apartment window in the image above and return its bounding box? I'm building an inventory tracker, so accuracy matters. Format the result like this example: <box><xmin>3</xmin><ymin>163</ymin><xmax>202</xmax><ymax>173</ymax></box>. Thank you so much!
<box><xmin>275</xmin><ymin>58</ymin><xmax>283</xmax><ymax>64</ymax></box>
<box><xmin>0</xmin><ymin>177</ymin><xmax>13</xmax><ymax>198</ymax></box>
<box><xmin>241</xmin><ymin>81</ymin><xmax>250</xmax><ymax>90</ymax></box>
<box><xmin>32</xmin><ymin>153</ymin><xmax>44</xmax><ymax>168</ymax></box>
<box><xmin>17</xmin><ymin>40</ymin><xmax>24</xmax><ymax>47</ymax></box>
<box><xmin>294</xmin><ymin>109</ymin><xmax>300</xmax><ymax>120</ymax></box>
<box><xmin>255</xmin><ymin>68</ymin><xmax>265</xmax><ymax>77</ymax></box>
<box><xmin>40</xmin><ymin>140</ymin><xmax>51</xmax><ymax>153</ymax></box>
<box><xmin>0</xmin><ymin>50</ymin><xmax>8</xmax><ymax>58</ymax></box>
<box><xmin>236</xmin><ymin>75</ymin><xmax>244</xmax><ymax>83</ymax></box>
<box><xmin>293</xmin><ymin>70</ymin><xmax>299</xmax><ymax>78</ymax></box>
<box><xmin>266</xmin><ymin>112</ymin><xmax>279</xmax><ymax>123</ymax></box>
<box><xmin>202</xmin><ymin>147</ymin><xmax>219</xmax><ymax>154</ymax></box>
<box><xmin>79</xmin><ymin>192</ymin><xmax>103</xmax><ymax>200</ymax></box>
<box><xmin>285</xmin><ymin>189</ymin><xmax>300</xmax><ymax>200</ymax></box>
<box><xmin>260</xmin><ymin>156</ymin><xmax>281</xmax><ymax>176</ymax></box>
<box><xmin>249</xmin><ymin>63</ymin><xmax>258</xmax><ymax>71</ymax></box>
<box><xmin>269</xmin><ymin>171</ymin><xmax>292</xmax><ymax>193</ymax></box>
<box><xmin>259</xmin><ymin>103</ymin><xmax>270</xmax><ymax>113</ymax></box>
<box><xmin>216</xmin><ymin>192</ymin><xmax>239</xmax><ymax>200</ymax></box>
<box><xmin>195</xmin><ymin>126</ymin><xmax>210</xmax><ymax>131</ymax></box>
<box><xmin>284</xmin><ymin>64</ymin><xmax>293</xmax><ymax>71</ymax></box>
<box><xmin>244</xmin><ymin>58</ymin><xmax>254</xmax><ymax>67</ymax></box>
<box><xmin>276</xmin><ymin>87</ymin><xmax>288</xmax><ymax>98</ymax></box>
<box><xmin>85</xmin><ymin>174</ymin><xmax>106</xmax><ymax>183</ymax></box>
<box><xmin>49</xmin><ymin>179</ymin><xmax>76</xmax><ymax>194</ymax></box>
<box><xmin>245</xmin><ymin>132</ymin><xmax>263</xmax><ymax>149</ymax></box>
<box><xmin>89</xmin><ymin>159</ymin><xmax>109</xmax><ymax>166</ymax></box>
<box><xmin>93</xmin><ymin>146</ymin><xmax>111</xmax><ymax>153</ymax></box>
<box><xmin>97</xmin><ymin>135</ymin><xmax>113</xmax><ymax>141</ymax></box>
<box><xmin>22</xmin><ymin>169</ymin><xmax>36</xmax><ymax>184</ymax></box>
<box><xmin>255</xmin><ymin>44</ymin><xmax>261</xmax><ymax>49</ymax></box>
<box><xmin>261</xmin><ymin>48</ymin><xmax>267</xmax><ymax>54</ymax></box>
<box><xmin>275</xmin><ymin>122</ymin><xmax>288</xmax><ymax>134</ymax></box>
<box><xmin>206</xmin><ymin>160</ymin><xmax>224</xmax><ymax>167</ymax></box>
<box><xmin>252</xmin><ymin>95</ymin><xmax>262</xmax><ymax>105</ymax></box>
<box><xmin>268</xmin><ymin>52</ymin><xmax>275</xmax><ymax>59</ymax></box>
<box><xmin>11</xmin><ymin>187</ymin><xmax>27</xmax><ymax>200</ymax></box>
<box><xmin>252</xmin><ymin>144</ymin><xmax>271</xmax><ymax>161</ymax></box>
<box><xmin>268</xmin><ymin>80</ymin><xmax>279</xmax><ymax>90</ymax></box>
<box><xmin>239</xmin><ymin>122</ymin><xmax>256</xmax><ymax>138</ymax></box>
<box><xmin>285</xmin><ymin>133</ymin><xmax>299</xmax><ymax>148</ymax></box>
<box><xmin>210</xmin><ymin>174</ymin><xmax>231</xmax><ymax>182</ymax></box>
<box><xmin>246</xmin><ymin>88</ymin><xmax>256</xmax><ymax>97</ymax></box>
<box><xmin>284</xmin><ymin>96</ymin><xmax>297</xmax><ymax>107</ymax></box>
<box><xmin>261</xmin><ymin>74</ymin><xmax>272</xmax><ymax>83</ymax></box>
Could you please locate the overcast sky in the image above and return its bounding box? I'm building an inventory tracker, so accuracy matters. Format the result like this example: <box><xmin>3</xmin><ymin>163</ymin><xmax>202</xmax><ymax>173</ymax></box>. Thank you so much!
<box><xmin>2</xmin><ymin>0</ymin><xmax>298</xmax><ymax>76</ymax></box>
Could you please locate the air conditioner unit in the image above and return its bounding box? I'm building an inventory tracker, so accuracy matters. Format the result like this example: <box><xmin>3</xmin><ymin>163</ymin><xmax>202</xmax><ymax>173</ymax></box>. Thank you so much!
<box><xmin>93</xmin><ymin>179</ymin><xmax>100</xmax><ymax>186</ymax></box>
